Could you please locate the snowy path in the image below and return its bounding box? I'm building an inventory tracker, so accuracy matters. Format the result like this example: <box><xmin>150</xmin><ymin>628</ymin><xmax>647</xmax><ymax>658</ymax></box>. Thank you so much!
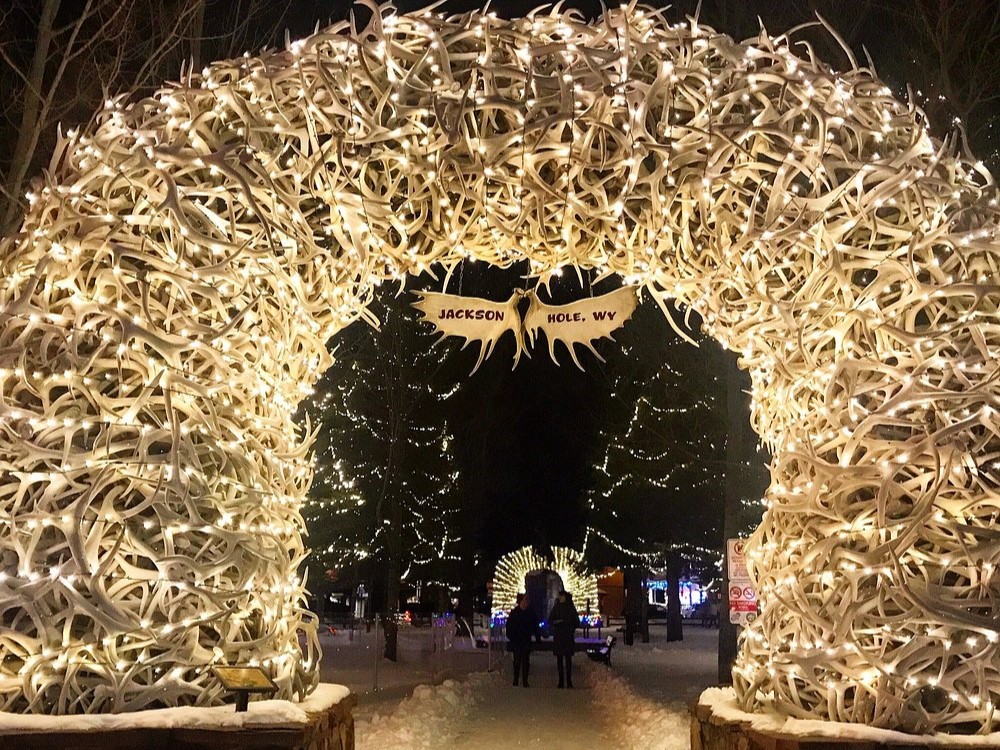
<box><xmin>449</xmin><ymin>664</ymin><xmax>603</xmax><ymax>748</ymax></box>
<box><xmin>612</xmin><ymin>625</ymin><xmax>719</xmax><ymax>704</ymax></box>
<box><xmin>319</xmin><ymin>626</ymin><xmax>490</xmax><ymax>721</ymax></box>
<box><xmin>351</xmin><ymin>625</ymin><xmax>721</xmax><ymax>749</ymax></box>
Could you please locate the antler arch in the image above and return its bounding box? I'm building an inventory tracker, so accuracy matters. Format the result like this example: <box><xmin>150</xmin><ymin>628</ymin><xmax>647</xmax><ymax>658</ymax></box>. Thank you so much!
<box><xmin>491</xmin><ymin>546</ymin><xmax>599</xmax><ymax>617</ymax></box>
<box><xmin>0</xmin><ymin>2</ymin><xmax>997</xmax><ymax>734</ymax></box>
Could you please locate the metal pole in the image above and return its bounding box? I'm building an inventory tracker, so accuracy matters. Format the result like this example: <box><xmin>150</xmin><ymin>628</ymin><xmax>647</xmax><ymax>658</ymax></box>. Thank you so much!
<box><xmin>487</xmin><ymin>618</ymin><xmax>493</xmax><ymax>673</ymax></box>
<box><xmin>373</xmin><ymin>613</ymin><xmax>380</xmax><ymax>692</ymax></box>
<box><xmin>430</xmin><ymin>617</ymin><xmax>437</xmax><ymax>684</ymax></box>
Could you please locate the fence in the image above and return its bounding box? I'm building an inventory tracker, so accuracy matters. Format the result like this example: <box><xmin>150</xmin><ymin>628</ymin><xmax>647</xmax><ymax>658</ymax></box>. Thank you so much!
<box><xmin>316</xmin><ymin>614</ymin><xmax>504</xmax><ymax>701</ymax></box>
<box><xmin>314</xmin><ymin>613</ymin><xmax>682</xmax><ymax>699</ymax></box>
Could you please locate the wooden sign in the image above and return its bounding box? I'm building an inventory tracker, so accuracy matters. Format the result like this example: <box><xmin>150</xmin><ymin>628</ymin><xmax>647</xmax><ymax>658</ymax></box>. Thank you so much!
<box><xmin>212</xmin><ymin>666</ymin><xmax>278</xmax><ymax>712</ymax></box>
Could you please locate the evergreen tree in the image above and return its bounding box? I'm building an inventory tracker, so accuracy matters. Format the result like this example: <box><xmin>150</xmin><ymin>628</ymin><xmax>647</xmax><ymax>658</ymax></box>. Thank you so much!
<box><xmin>299</xmin><ymin>283</ymin><xmax>463</xmax><ymax>657</ymax></box>
<box><xmin>584</xmin><ymin>297</ymin><xmax>769</xmax><ymax>638</ymax></box>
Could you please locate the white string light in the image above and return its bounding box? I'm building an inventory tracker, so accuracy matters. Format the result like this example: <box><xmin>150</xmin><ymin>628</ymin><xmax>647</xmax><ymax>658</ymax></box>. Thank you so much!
<box><xmin>491</xmin><ymin>546</ymin><xmax>599</xmax><ymax>617</ymax></box>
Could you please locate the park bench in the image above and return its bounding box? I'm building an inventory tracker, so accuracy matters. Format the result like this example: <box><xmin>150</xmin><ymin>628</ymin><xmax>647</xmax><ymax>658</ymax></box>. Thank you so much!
<box><xmin>586</xmin><ymin>635</ymin><xmax>616</xmax><ymax>666</ymax></box>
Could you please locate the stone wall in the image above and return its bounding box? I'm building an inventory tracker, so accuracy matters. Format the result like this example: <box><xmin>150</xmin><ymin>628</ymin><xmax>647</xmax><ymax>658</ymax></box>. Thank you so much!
<box><xmin>691</xmin><ymin>696</ymin><xmax>976</xmax><ymax>750</ymax></box>
<box><xmin>0</xmin><ymin>694</ymin><xmax>356</xmax><ymax>750</ymax></box>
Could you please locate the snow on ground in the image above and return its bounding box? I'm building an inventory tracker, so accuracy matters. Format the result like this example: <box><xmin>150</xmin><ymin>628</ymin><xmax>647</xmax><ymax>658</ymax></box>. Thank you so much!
<box><xmin>589</xmin><ymin>664</ymin><xmax>690</xmax><ymax>750</ymax></box>
<box><xmin>0</xmin><ymin>623</ymin><xmax>713</xmax><ymax>748</ymax></box>
<box><xmin>10</xmin><ymin>622</ymin><xmax>997</xmax><ymax>747</ymax></box>
<box><xmin>348</xmin><ymin>621</ymin><xmax>721</xmax><ymax>749</ymax></box>
<box><xmin>0</xmin><ymin>683</ymin><xmax>350</xmax><ymax>733</ymax></box>
<box><xmin>9</xmin><ymin>623</ymin><xmax>1000</xmax><ymax>747</ymax></box>
<box><xmin>355</xmin><ymin>673</ymin><xmax>498</xmax><ymax>749</ymax></box>
<box><xmin>318</xmin><ymin>622</ymin><xmax>492</xmax><ymax>720</ymax></box>
<box><xmin>700</xmin><ymin>687</ymin><xmax>1000</xmax><ymax>747</ymax></box>
<box><xmin>609</xmin><ymin>624</ymin><xmax>720</xmax><ymax>704</ymax></box>
<box><xmin>449</xmin><ymin>664</ymin><xmax>605</xmax><ymax>748</ymax></box>
<box><xmin>585</xmin><ymin>625</ymin><xmax>718</xmax><ymax>750</ymax></box>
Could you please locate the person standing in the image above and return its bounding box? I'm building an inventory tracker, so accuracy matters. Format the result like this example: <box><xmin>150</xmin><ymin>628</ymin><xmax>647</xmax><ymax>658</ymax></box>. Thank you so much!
<box><xmin>707</xmin><ymin>597</ymin><xmax>720</xmax><ymax>628</ymax></box>
<box><xmin>506</xmin><ymin>593</ymin><xmax>540</xmax><ymax>687</ymax></box>
<box><xmin>548</xmin><ymin>590</ymin><xmax>580</xmax><ymax>688</ymax></box>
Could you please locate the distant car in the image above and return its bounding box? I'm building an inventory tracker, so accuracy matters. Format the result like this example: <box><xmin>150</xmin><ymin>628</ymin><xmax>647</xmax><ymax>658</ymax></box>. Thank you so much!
<box><xmin>646</xmin><ymin>603</ymin><xmax>668</xmax><ymax>620</ymax></box>
<box><xmin>685</xmin><ymin>601</ymin><xmax>720</xmax><ymax>626</ymax></box>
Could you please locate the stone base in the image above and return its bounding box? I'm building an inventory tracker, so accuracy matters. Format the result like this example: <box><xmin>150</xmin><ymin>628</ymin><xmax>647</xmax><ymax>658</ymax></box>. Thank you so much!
<box><xmin>691</xmin><ymin>688</ymin><xmax>995</xmax><ymax>750</ymax></box>
<box><xmin>0</xmin><ymin>686</ymin><xmax>356</xmax><ymax>750</ymax></box>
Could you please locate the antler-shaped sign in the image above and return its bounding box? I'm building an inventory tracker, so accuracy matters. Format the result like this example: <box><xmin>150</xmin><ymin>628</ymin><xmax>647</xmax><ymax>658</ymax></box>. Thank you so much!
<box><xmin>412</xmin><ymin>287</ymin><xmax>637</xmax><ymax>370</ymax></box>
<box><xmin>412</xmin><ymin>291</ymin><xmax>525</xmax><ymax>372</ymax></box>
<box><xmin>524</xmin><ymin>286</ymin><xmax>638</xmax><ymax>369</ymax></box>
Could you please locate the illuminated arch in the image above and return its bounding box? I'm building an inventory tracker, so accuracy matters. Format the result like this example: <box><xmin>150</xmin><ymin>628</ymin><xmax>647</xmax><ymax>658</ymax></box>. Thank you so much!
<box><xmin>0</xmin><ymin>2</ymin><xmax>998</xmax><ymax>733</ymax></box>
<box><xmin>491</xmin><ymin>546</ymin><xmax>599</xmax><ymax>616</ymax></box>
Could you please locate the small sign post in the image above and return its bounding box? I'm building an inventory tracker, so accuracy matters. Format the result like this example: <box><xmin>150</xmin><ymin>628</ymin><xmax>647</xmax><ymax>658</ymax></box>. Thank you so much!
<box><xmin>212</xmin><ymin>666</ymin><xmax>278</xmax><ymax>712</ymax></box>
<box><xmin>726</xmin><ymin>539</ymin><xmax>757</xmax><ymax>626</ymax></box>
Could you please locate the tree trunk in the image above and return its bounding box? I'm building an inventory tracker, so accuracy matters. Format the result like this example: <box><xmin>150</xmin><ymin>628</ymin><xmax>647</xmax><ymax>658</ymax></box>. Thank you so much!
<box><xmin>623</xmin><ymin>565</ymin><xmax>643</xmax><ymax>646</ymax></box>
<box><xmin>382</xmin><ymin>494</ymin><xmax>402</xmax><ymax>661</ymax></box>
<box><xmin>666</xmin><ymin>549</ymin><xmax>684</xmax><ymax>642</ymax></box>
<box><xmin>718</xmin><ymin>352</ymin><xmax>744</xmax><ymax>684</ymax></box>
<box><xmin>189</xmin><ymin>0</ymin><xmax>207</xmax><ymax>70</ymax></box>
<box><xmin>640</xmin><ymin>584</ymin><xmax>650</xmax><ymax>643</ymax></box>
<box><xmin>379</xmin><ymin>611</ymin><xmax>398</xmax><ymax>662</ymax></box>
<box><xmin>1</xmin><ymin>0</ymin><xmax>60</xmax><ymax>234</ymax></box>
<box><xmin>454</xmin><ymin>556</ymin><xmax>476</xmax><ymax>637</ymax></box>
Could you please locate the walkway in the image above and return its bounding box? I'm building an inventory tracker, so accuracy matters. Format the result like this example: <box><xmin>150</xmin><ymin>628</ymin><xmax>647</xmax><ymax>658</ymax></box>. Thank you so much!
<box><xmin>451</xmin><ymin>663</ymin><xmax>603</xmax><ymax>748</ymax></box>
<box><xmin>353</xmin><ymin>626</ymin><xmax>717</xmax><ymax>749</ymax></box>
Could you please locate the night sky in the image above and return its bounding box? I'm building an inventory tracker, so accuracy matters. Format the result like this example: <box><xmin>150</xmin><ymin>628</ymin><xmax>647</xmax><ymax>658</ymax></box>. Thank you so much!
<box><xmin>255</xmin><ymin>0</ymin><xmax>1000</xmax><ymax>174</ymax></box>
<box><xmin>312</xmin><ymin>244</ymin><xmax>764</xmax><ymax>582</ymax></box>
<box><xmin>441</xmin><ymin>263</ymin><xmax>610</xmax><ymax>560</ymax></box>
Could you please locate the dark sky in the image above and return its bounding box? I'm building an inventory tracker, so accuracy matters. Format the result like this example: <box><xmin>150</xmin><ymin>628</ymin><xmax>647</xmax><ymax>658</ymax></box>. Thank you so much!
<box><xmin>278</xmin><ymin>0</ymin><xmax>912</xmax><ymax>75</ymax></box>
<box><xmin>287</xmin><ymin>0</ymin><xmax>999</xmax><ymax>144</ymax></box>
<box><xmin>439</xmin><ymin>262</ymin><xmax>611</xmax><ymax>560</ymax></box>
<box><xmin>258</xmin><ymin>0</ymin><xmax>997</xmax><ymax>166</ymax></box>
<box><xmin>343</xmin><ymin>260</ymin><xmax>754</xmax><ymax>570</ymax></box>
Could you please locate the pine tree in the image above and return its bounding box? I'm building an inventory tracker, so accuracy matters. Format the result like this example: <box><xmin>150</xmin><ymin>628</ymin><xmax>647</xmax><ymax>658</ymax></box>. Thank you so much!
<box><xmin>299</xmin><ymin>284</ymin><xmax>463</xmax><ymax>657</ymax></box>
<box><xmin>585</xmin><ymin>299</ymin><xmax>768</xmax><ymax>639</ymax></box>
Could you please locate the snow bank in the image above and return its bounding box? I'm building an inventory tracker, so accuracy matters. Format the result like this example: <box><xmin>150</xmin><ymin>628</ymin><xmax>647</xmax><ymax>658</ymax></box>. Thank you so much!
<box><xmin>589</xmin><ymin>665</ymin><xmax>691</xmax><ymax>750</ymax></box>
<box><xmin>700</xmin><ymin>688</ymin><xmax>1000</xmax><ymax>747</ymax></box>
<box><xmin>356</xmin><ymin>673</ymin><xmax>495</xmax><ymax>749</ymax></box>
<box><xmin>0</xmin><ymin>683</ymin><xmax>351</xmax><ymax>734</ymax></box>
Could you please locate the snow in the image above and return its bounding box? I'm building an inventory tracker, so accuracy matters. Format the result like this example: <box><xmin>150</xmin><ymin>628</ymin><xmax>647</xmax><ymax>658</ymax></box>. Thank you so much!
<box><xmin>350</xmin><ymin>624</ymin><xmax>1000</xmax><ymax>748</ymax></box>
<box><xmin>357</xmin><ymin>659</ymin><xmax>610</xmax><ymax>748</ymax></box>
<box><xmin>318</xmin><ymin>623</ymin><xmax>491</xmax><ymax>719</ymax></box>
<box><xmin>589</xmin><ymin>664</ymin><xmax>690</xmax><ymax>750</ymax></box>
<box><xmin>448</xmin><ymin>670</ymin><xmax>606</xmax><ymax>748</ymax></box>
<box><xmin>356</xmin><ymin>674</ymin><xmax>495</xmax><ymax>749</ymax></box>
<box><xmin>699</xmin><ymin>687</ymin><xmax>1000</xmax><ymax>747</ymax></box>
<box><xmin>0</xmin><ymin>683</ymin><xmax>350</xmax><ymax>734</ymax></box>
<box><xmin>583</xmin><ymin>626</ymin><xmax>718</xmax><ymax>750</ymax></box>
<box><xmin>609</xmin><ymin>627</ymin><xmax>719</xmax><ymax>704</ymax></box>
<box><xmin>354</xmin><ymin>623</ymin><xmax>719</xmax><ymax>748</ymax></box>
<box><xmin>12</xmin><ymin>623</ymin><xmax>993</xmax><ymax>747</ymax></box>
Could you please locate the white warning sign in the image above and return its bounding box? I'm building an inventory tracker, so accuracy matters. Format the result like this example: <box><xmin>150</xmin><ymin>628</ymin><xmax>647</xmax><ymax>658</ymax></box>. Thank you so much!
<box><xmin>726</xmin><ymin>539</ymin><xmax>757</xmax><ymax>625</ymax></box>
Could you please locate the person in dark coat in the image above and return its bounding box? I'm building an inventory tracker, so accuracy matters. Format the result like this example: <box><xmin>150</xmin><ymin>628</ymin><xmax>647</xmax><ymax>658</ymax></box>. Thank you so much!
<box><xmin>506</xmin><ymin>593</ymin><xmax>540</xmax><ymax>687</ymax></box>
<box><xmin>548</xmin><ymin>590</ymin><xmax>580</xmax><ymax>688</ymax></box>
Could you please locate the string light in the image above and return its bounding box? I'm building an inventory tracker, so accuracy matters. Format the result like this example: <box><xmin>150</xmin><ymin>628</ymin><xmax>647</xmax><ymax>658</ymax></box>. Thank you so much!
<box><xmin>491</xmin><ymin>546</ymin><xmax>599</xmax><ymax>618</ymax></box>
<box><xmin>298</xmin><ymin>301</ymin><xmax>464</xmax><ymax>600</ymax></box>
